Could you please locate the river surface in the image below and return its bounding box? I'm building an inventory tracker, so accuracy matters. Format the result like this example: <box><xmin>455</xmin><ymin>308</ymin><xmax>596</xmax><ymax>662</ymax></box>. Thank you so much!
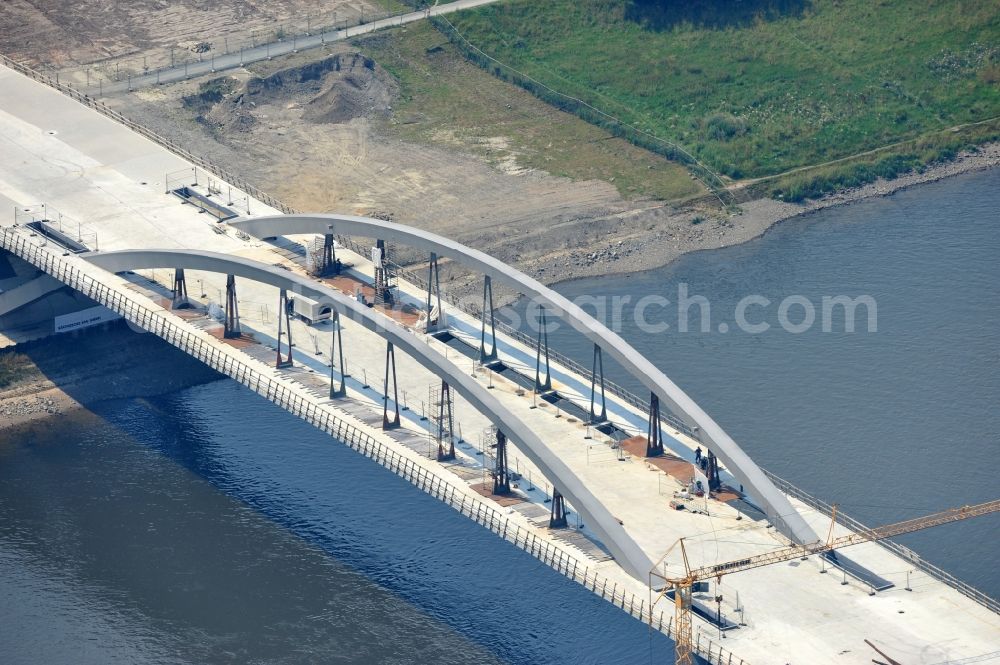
<box><xmin>1</xmin><ymin>170</ymin><xmax>998</xmax><ymax>663</ymax></box>
<box><xmin>0</xmin><ymin>394</ymin><xmax>674</xmax><ymax>665</ymax></box>
<box><xmin>505</xmin><ymin>169</ymin><xmax>1000</xmax><ymax>597</ymax></box>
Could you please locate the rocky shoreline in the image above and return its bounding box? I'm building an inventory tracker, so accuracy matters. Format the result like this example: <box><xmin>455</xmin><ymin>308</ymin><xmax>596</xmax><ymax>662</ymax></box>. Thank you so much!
<box><xmin>0</xmin><ymin>386</ymin><xmax>82</xmax><ymax>431</ymax></box>
<box><xmin>528</xmin><ymin>142</ymin><xmax>1000</xmax><ymax>287</ymax></box>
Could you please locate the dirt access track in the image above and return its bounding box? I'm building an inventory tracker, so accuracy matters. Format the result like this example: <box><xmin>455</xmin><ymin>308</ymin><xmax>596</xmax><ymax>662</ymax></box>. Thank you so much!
<box><xmin>0</xmin><ymin>0</ymin><xmax>384</xmax><ymax>70</ymax></box>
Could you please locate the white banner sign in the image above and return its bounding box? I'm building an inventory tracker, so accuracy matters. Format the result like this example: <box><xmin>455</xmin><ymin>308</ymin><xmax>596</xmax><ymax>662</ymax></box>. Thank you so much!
<box><xmin>54</xmin><ymin>305</ymin><xmax>121</xmax><ymax>333</ymax></box>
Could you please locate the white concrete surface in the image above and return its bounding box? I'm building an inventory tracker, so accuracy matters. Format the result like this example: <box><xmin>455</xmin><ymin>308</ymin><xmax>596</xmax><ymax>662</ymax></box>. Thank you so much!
<box><xmin>1</xmin><ymin>62</ymin><xmax>998</xmax><ymax>665</ymax></box>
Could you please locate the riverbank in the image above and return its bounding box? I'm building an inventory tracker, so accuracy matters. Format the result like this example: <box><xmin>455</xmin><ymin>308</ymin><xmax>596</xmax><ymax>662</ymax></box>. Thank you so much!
<box><xmin>534</xmin><ymin>143</ymin><xmax>1000</xmax><ymax>288</ymax></box>
<box><xmin>17</xmin><ymin>39</ymin><xmax>979</xmax><ymax>308</ymax></box>
<box><xmin>100</xmin><ymin>26</ymin><xmax>997</xmax><ymax>302</ymax></box>
<box><xmin>0</xmin><ymin>323</ymin><xmax>224</xmax><ymax>434</ymax></box>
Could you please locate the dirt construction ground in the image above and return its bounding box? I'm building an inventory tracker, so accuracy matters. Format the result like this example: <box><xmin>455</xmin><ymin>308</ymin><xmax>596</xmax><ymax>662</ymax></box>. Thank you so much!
<box><xmin>97</xmin><ymin>29</ymin><xmax>765</xmax><ymax>295</ymax></box>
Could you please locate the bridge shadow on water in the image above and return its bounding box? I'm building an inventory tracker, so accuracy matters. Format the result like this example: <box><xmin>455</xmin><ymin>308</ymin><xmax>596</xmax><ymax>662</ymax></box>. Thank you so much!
<box><xmin>625</xmin><ymin>0</ymin><xmax>811</xmax><ymax>31</ymax></box>
<box><xmin>10</xmin><ymin>322</ymin><xmax>223</xmax><ymax>408</ymax></box>
<box><xmin>85</xmin><ymin>378</ymin><xmax>680</xmax><ymax>665</ymax></box>
<box><xmin>3</xmin><ymin>324</ymin><xmax>684</xmax><ymax>662</ymax></box>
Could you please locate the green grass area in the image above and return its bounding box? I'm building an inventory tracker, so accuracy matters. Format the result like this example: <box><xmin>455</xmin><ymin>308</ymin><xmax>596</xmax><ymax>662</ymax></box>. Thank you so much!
<box><xmin>441</xmin><ymin>0</ymin><xmax>1000</xmax><ymax>190</ymax></box>
<box><xmin>758</xmin><ymin>117</ymin><xmax>1000</xmax><ymax>200</ymax></box>
<box><xmin>377</xmin><ymin>0</ymin><xmax>412</xmax><ymax>15</ymax></box>
<box><xmin>352</xmin><ymin>23</ymin><xmax>704</xmax><ymax>201</ymax></box>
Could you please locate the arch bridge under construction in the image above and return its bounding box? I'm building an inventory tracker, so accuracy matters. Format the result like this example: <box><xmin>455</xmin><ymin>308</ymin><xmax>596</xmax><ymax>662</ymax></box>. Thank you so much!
<box><xmin>0</xmin><ymin>57</ymin><xmax>997</xmax><ymax>665</ymax></box>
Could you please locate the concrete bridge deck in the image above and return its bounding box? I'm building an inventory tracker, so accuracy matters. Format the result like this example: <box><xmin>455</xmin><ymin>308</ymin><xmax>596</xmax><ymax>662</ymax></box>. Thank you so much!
<box><xmin>1</xmin><ymin>62</ymin><xmax>998</xmax><ymax>665</ymax></box>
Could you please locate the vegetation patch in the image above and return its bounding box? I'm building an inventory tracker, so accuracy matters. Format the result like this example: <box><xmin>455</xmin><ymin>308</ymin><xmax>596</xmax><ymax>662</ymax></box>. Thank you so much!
<box><xmin>0</xmin><ymin>352</ymin><xmax>38</xmax><ymax>390</ymax></box>
<box><xmin>757</xmin><ymin>118</ymin><xmax>1000</xmax><ymax>201</ymax></box>
<box><xmin>351</xmin><ymin>22</ymin><xmax>704</xmax><ymax>201</ymax></box>
<box><xmin>441</xmin><ymin>0</ymin><xmax>999</xmax><ymax>193</ymax></box>
<box><xmin>704</xmin><ymin>112</ymin><xmax>749</xmax><ymax>142</ymax></box>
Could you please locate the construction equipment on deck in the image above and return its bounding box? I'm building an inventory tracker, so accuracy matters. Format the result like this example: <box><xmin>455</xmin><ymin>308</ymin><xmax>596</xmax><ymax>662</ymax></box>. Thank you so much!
<box><xmin>650</xmin><ymin>499</ymin><xmax>1000</xmax><ymax>665</ymax></box>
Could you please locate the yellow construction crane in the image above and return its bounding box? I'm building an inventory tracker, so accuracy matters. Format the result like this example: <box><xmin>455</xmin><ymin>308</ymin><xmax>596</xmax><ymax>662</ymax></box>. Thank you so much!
<box><xmin>650</xmin><ymin>499</ymin><xmax>1000</xmax><ymax>665</ymax></box>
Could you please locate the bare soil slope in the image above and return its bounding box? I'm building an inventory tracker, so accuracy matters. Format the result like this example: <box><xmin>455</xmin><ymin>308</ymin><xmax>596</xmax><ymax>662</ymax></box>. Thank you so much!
<box><xmin>116</xmin><ymin>43</ymin><xmax>745</xmax><ymax>296</ymax></box>
<box><xmin>300</xmin><ymin>54</ymin><xmax>396</xmax><ymax>125</ymax></box>
<box><xmin>188</xmin><ymin>52</ymin><xmax>397</xmax><ymax>135</ymax></box>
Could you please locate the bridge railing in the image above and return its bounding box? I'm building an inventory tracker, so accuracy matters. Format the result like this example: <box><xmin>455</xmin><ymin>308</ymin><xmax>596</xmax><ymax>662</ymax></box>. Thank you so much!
<box><xmin>390</xmin><ymin>251</ymin><xmax>1000</xmax><ymax>616</ymax></box>
<box><xmin>762</xmin><ymin>469</ymin><xmax>1000</xmax><ymax>615</ymax></box>
<box><xmin>3</xmin><ymin>53</ymin><xmax>995</xmax><ymax>622</ymax></box>
<box><xmin>0</xmin><ymin>226</ymin><xmax>747</xmax><ymax>664</ymax></box>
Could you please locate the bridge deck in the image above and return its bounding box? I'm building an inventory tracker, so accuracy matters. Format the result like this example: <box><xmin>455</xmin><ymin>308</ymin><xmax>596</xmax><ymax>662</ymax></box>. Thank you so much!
<box><xmin>1</xmin><ymin>62</ymin><xmax>997</xmax><ymax>665</ymax></box>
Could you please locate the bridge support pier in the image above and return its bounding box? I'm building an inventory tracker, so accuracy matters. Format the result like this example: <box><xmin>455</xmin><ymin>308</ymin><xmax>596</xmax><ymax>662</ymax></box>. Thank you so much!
<box><xmin>171</xmin><ymin>268</ymin><xmax>190</xmax><ymax>309</ymax></box>
<box><xmin>707</xmin><ymin>450</ymin><xmax>721</xmax><ymax>492</ymax></box>
<box><xmin>224</xmin><ymin>273</ymin><xmax>241</xmax><ymax>338</ymax></box>
<box><xmin>373</xmin><ymin>239</ymin><xmax>395</xmax><ymax>306</ymax></box>
<box><xmin>383</xmin><ymin>340</ymin><xmax>401</xmax><ymax>429</ymax></box>
<box><xmin>435</xmin><ymin>380</ymin><xmax>455</xmax><ymax>461</ymax></box>
<box><xmin>275</xmin><ymin>288</ymin><xmax>293</xmax><ymax>369</ymax></box>
<box><xmin>647</xmin><ymin>392</ymin><xmax>664</xmax><ymax>457</ymax></box>
<box><xmin>589</xmin><ymin>344</ymin><xmax>607</xmax><ymax>424</ymax></box>
<box><xmin>330</xmin><ymin>310</ymin><xmax>347</xmax><ymax>399</ymax></box>
<box><xmin>479</xmin><ymin>275</ymin><xmax>498</xmax><ymax>363</ymax></box>
<box><xmin>535</xmin><ymin>305</ymin><xmax>552</xmax><ymax>392</ymax></box>
<box><xmin>550</xmin><ymin>488</ymin><xmax>568</xmax><ymax>528</ymax></box>
<box><xmin>329</xmin><ymin>311</ymin><xmax>346</xmax><ymax>398</ymax></box>
<box><xmin>492</xmin><ymin>429</ymin><xmax>511</xmax><ymax>495</ymax></box>
<box><xmin>321</xmin><ymin>233</ymin><xmax>340</xmax><ymax>276</ymax></box>
<box><xmin>425</xmin><ymin>252</ymin><xmax>444</xmax><ymax>334</ymax></box>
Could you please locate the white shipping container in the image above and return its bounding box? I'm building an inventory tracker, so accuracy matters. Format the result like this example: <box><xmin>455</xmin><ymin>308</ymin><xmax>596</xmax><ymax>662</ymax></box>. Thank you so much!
<box><xmin>291</xmin><ymin>294</ymin><xmax>332</xmax><ymax>323</ymax></box>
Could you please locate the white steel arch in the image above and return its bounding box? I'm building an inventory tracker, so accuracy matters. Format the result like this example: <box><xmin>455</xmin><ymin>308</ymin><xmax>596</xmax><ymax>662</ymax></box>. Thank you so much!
<box><xmin>230</xmin><ymin>214</ymin><xmax>820</xmax><ymax>547</ymax></box>
<box><xmin>84</xmin><ymin>248</ymin><xmax>656</xmax><ymax>580</ymax></box>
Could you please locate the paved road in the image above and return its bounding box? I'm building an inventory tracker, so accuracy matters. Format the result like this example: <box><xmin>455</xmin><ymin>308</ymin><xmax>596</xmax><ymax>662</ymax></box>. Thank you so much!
<box><xmin>90</xmin><ymin>0</ymin><xmax>502</xmax><ymax>96</ymax></box>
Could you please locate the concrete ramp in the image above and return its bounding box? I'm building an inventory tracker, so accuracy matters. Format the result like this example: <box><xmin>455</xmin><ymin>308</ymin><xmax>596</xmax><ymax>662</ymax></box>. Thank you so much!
<box><xmin>823</xmin><ymin>550</ymin><xmax>895</xmax><ymax>591</ymax></box>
